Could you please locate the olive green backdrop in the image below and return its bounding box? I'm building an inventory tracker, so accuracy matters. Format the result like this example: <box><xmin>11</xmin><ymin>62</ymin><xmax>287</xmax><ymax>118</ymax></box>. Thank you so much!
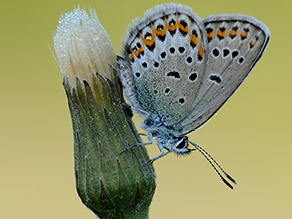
<box><xmin>0</xmin><ymin>0</ymin><xmax>291</xmax><ymax>218</ymax></box>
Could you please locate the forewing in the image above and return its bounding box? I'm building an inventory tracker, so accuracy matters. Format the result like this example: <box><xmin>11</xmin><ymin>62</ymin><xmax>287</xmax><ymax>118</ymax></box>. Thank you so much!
<box><xmin>178</xmin><ymin>15</ymin><xmax>270</xmax><ymax>134</ymax></box>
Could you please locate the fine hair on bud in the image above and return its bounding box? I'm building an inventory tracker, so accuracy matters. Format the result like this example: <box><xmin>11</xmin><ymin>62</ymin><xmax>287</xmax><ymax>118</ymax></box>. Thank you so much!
<box><xmin>54</xmin><ymin>6</ymin><xmax>116</xmax><ymax>89</ymax></box>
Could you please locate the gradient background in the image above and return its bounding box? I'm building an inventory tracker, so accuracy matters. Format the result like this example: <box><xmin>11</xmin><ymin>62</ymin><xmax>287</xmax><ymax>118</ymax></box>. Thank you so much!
<box><xmin>1</xmin><ymin>0</ymin><xmax>291</xmax><ymax>218</ymax></box>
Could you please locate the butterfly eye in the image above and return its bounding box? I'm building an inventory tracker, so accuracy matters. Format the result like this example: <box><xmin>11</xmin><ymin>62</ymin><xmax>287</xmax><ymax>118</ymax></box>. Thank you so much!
<box><xmin>173</xmin><ymin>137</ymin><xmax>190</xmax><ymax>154</ymax></box>
<box><xmin>175</xmin><ymin>137</ymin><xmax>188</xmax><ymax>149</ymax></box>
<box><xmin>176</xmin><ymin>140</ymin><xmax>186</xmax><ymax>149</ymax></box>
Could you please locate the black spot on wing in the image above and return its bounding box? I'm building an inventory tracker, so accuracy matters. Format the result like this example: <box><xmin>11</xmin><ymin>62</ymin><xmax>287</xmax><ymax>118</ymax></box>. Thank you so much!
<box><xmin>166</xmin><ymin>71</ymin><xmax>180</xmax><ymax>79</ymax></box>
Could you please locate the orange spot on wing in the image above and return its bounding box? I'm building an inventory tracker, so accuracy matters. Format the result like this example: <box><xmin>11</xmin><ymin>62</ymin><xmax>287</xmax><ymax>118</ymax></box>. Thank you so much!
<box><xmin>207</xmin><ymin>31</ymin><xmax>214</xmax><ymax>39</ymax></box>
<box><xmin>229</xmin><ymin>30</ymin><xmax>238</xmax><ymax>37</ymax></box>
<box><xmin>240</xmin><ymin>32</ymin><xmax>248</xmax><ymax>38</ymax></box>
<box><xmin>217</xmin><ymin>29</ymin><xmax>226</xmax><ymax>38</ymax></box>
<box><xmin>131</xmin><ymin>47</ymin><xmax>144</xmax><ymax>57</ymax></box>
<box><xmin>198</xmin><ymin>45</ymin><xmax>204</xmax><ymax>58</ymax></box>
<box><xmin>129</xmin><ymin>53</ymin><xmax>134</xmax><ymax>61</ymax></box>
<box><xmin>249</xmin><ymin>40</ymin><xmax>256</xmax><ymax>48</ymax></box>
<box><xmin>167</xmin><ymin>20</ymin><xmax>177</xmax><ymax>31</ymax></box>
<box><xmin>178</xmin><ymin>22</ymin><xmax>188</xmax><ymax>33</ymax></box>
<box><xmin>190</xmin><ymin>35</ymin><xmax>199</xmax><ymax>46</ymax></box>
<box><xmin>134</xmin><ymin>50</ymin><xmax>139</xmax><ymax>57</ymax></box>
<box><xmin>141</xmin><ymin>33</ymin><xmax>155</xmax><ymax>47</ymax></box>
<box><xmin>154</xmin><ymin>26</ymin><xmax>167</xmax><ymax>37</ymax></box>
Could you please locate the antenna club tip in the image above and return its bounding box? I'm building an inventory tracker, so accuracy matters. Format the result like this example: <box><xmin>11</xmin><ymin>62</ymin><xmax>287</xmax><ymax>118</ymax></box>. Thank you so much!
<box><xmin>225</xmin><ymin>173</ymin><xmax>237</xmax><ymax>184</ymax></box>
<box><xmin>222</xmin><ymin>177</ymin><xmax>234</xmax><ymax>190</ymax></box>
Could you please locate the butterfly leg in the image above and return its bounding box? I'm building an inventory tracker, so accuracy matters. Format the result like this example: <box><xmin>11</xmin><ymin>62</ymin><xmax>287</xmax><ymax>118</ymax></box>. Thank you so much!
<box><xmin>119</xmin><ymin>132</ymin><xmax>154</xmax><ymax>154</ymax></box>
<box><xmin>143</xmin><ymin>144</ymin><xmax>170</xmax><ymax>165</ymax></box>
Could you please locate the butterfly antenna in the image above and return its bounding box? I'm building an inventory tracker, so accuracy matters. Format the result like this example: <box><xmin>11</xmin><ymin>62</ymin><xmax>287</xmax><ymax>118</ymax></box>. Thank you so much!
<box><xmin>189</xmin><ymin>141</ymin><xmax>236</xmax><ymax>189</ymax></box>
<box><xmin>191</xmin><ymin>141</ymin><xmax>237</xmax><ymax>184</ymax></box>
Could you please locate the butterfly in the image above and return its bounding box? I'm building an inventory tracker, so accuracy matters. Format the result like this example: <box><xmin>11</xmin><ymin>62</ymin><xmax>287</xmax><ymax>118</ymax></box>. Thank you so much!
<box><xmin>118</xmin><ymin>3</ymin><xmax>270</xmax><ymax>189</ymax></box>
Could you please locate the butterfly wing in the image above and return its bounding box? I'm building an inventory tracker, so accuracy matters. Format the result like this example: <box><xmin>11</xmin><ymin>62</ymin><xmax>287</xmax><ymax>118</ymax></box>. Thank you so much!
<box><xmin>119</xmin><ymin>4</ymin><xmax>209</xmax><ymax>125</ymax></box>
<box><xmin>177</xmin><ymin>15</ymin><xmax>270</xmax><ymax>135</ymax></box>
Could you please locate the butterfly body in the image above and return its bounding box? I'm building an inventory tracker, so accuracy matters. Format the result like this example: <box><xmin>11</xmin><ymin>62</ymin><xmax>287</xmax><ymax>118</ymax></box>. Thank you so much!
<box><xmin>118</xmin><ymin>3</ymin><xmax>270</xmax><ymax>162</ymax></box>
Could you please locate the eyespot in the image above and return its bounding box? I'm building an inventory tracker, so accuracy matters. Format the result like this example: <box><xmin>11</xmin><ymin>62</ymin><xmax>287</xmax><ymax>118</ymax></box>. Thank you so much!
<box><xmin>243</xmin><ymin>28</ymin><xmax>250</xmax><ymax>32</ymax></box>
<box><xmin>179</xmin><ymin>20</ymin><xmax>187</xmax><ymax>28</ymax></box>
<box><xmin>153</xmin><ymin>61</ymin><xmax>159</xmax><ymax>68</ymax></box>
<box><xmin>186</xmin><ymin>56</ymin><xmax>193</xmax><ymax>64</ymax></box>
<box><xmin>192</xmin><ymin>29</ymin><xmax>198</xmax><ymax>37</ymax></box>
<box><xmin>223</xmin><ymin>48</ymin><xmax>230</xmax><ymax>57</ymax></box>
<box><xmin>144</xmin><ymin>32</ymin><xmax>152</xmax><ymax>41</ymax></box>
<box><xmin>166</xmin><ymin>71</ymin><xmax>180</xmax><ymax>79</ymax></box>
<box><xmin>208</xmin><ymin>73</ymin><xmax>222</xmax><ymax>84</ymax></box>
<box><xmin>238</xmin><ymin>56</ymin><xmax>245</xmax><ymax>64</ymax></box>
<box><xmin>169</xmin><ymin>47</ymin><xmax>175</xmax><ymax>54</ymax></box>
<box><xmin>212</xmin><ymin>48</ymin><xmax>220</xmax><ymax>57</ymax></box>
<box><xmin>160</xmin><ymin>52</ymin><xmax>166</xmax><ymax>59</ymax></box>
<box><xmin>219</xmin><ymin>27</ymin><xmax>226</xmax><ymax>32</ymax></box>
<box><xmin>231</xmin><ymin>50</ymin><xmax>239</xmax><ymax>59</ymax></box>
<box><xmin>157</xmin><ymin>24</ymin><xmax>164</xmax><ymax>31</ymax></box>
<box><xmin>169</xmin><ymin>19</ymin><xmax>176</xmax><ymax>26</ymax></box>
<box><xmin>136</xmin><ymin>42</ymin><xmax>142</xmax><ymax>48</ymax></box>
<box><xmin>178</xmin><ymin>97</ymin><xmax>185</xmax><ymax>104</ymax></box>
<box><xmin>179</xmin><ymin>46</ymin><xmax>185</xmax><ymax>53</ymax></box>
<box><xmin>189</xmin><ymin>72</ymin><xmax>198</xmax><ymax>82</ymax></box>
<box><xmin>164</xmin><ymin>88</ymin><xmax>170</xmax><ymax>94</ymax></box>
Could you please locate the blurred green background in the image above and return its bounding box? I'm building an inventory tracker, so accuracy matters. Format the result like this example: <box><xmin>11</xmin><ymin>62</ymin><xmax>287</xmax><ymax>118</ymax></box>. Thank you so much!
<box><xmin>0</xmin><ymin>0</ymin><xmax>291</xmax><ymax>218</ymax></box>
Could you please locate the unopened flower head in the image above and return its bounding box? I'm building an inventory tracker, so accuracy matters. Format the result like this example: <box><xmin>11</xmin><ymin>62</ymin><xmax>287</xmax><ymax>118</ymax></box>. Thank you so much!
<box><xmin>54</xmin><ymin>6</ymin><xmax>156</xmax><ymax>218</ymax></box>
<box><xmin>54</xmin><ymin>6</ymin><xmax>116</xmax><ymax>88</ymax></box>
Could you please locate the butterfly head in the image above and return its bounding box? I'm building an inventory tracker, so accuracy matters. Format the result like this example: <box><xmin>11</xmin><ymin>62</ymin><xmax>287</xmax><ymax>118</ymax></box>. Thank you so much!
<box><xmin>172</xmin><ymin>136</ymin><xmax>192</xmax><ymax>155</ymax></box>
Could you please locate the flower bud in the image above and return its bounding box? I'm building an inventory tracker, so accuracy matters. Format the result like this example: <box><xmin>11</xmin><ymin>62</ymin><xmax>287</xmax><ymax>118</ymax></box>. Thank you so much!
<box><xmin>54</xmin><ymin>7</ymin><xmax>156</xmax><ymax>218</ymax></box>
